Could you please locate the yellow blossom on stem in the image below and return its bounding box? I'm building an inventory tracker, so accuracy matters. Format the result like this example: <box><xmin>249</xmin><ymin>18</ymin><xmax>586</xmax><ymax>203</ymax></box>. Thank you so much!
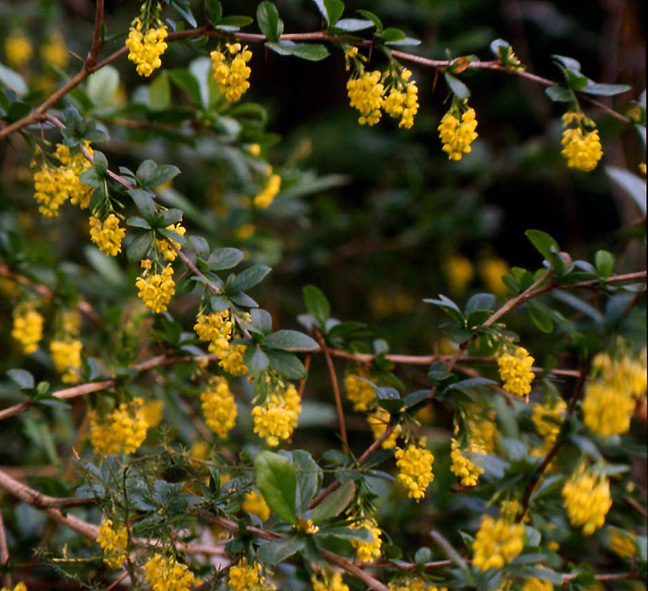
<box><xmin>219</xmin><ymin>344</ymin><xmax>248</xmax><ymax>376</ymax></box>
<box><xmin>1</xmin><ymin>583</ymin><xmax>27</xmax><ymax>591</ymax></box>
<box><xmin>141</xmin><ymin>399</ymin><xmax>164</xmax><ymax>428</ymax></box>
<box><xmin>254</xmin><ymin>173</ymin><xmax>282</xmax><ymax>209</ymax></box>
<box><xmin>395</xmin><ymin>442</ymin><xmax>435</xmax><ymax>501</ymax></box>
<box><xmin>450</xmin><ymin>438</ymin><xmax>484</xmax><ymax>487</ymax></box>
<box><xmin>41</xmin><ymin>33</ymin><xmax>69</xmax><ymax>69</ymax></box>
<box><xmin>367</xmin><ymin>407</ymin><xmax>402</xmax><ymax>449</ymax></box>
<box><xmin>498</xmin><ymin>346</ymin><xmax>535</xmax><ymax>397</ymax></box>
<box><xmin>472</xmin><ymin>515</ymin><xmax>525</xmax><ymax>571</ymax></box>
<box><xmin>561</xmin><ymin>112</ymin><xmax>603</xmax><ymax>172</ymax></box>
<box><xmin>350</xmin><ymin>518</ymin><xmax>382</xmax><ymax>563</ymax></box>
<box><xmin>96</xmin><ymin>519</ymin><xmax>128</xmax><ymax>569</ymax></box>
<box><xmin>136</xmin><ymin>263</ymin><xmax>175</xmax><ymax>313</ymax></box>
<box><xmin>89</xmin><ymin>398</ymin><xmax>148</xmax><ymax>456</ymax></box>
<box><xmin>311</xmin><ymin>570</ymin><xmax>349</xmax><ymax>591</ymax></box>
<box><xmin>12</xmin><ymin>308</ymin><xmax>44</xmax><ymax>355</ymax></box>
<box><xmin>144</xmin><ymin>554</ymin><xmax>195</xmax><ymax>591</ymax></box>
<box><xmin>347</xmin><ymin>70</ymin><xmax>384</xmax><ymax>126</ymax></box>
<box><xmin>344</xmin><ymin>367</ymin><xmax>375</xmax><ymax>411</ymax></box>
<box><xmin>194</xmin><ymin>310</ymin><xmax>233</xmax><ymax>356</ymax></box>
<box><xmin>242</xmin><ymin>490</ymin><xmax>271</xmax><ymax>521</ymax></box>
<box><xmin>532</xmin><ymin>396</ymin><xmax>566</xmax><ymax>446</ymax></box>
<box><xmin>126</xmin><ymin>18</ymin><xmax>168</xmax><ymax>77</ymax></box>
<box><xmin>562</xmin><ymin>467</ymin><xmax>612</xmax><ymax>535</ymax></box>
<box><xmin>228</xmin><ymin>558</ymin><xmax>275</xmax><ymax>591</ymax></box>
<box><xmin>5</xmin><ymin>35</ymin><xmax>32</xmax><ymax>67</ymax></box>
<box><xmin>252</xmin><ymin>383</ymin><xmax>301</xmax><ymax>446</ymax></box>
<box><xmin>89</xmin><ymin>214</ymin><xmax>126</xmax><ymax>256</ymax></box>
<box><xmin>156</xmin><ymin>223</ymin><xmax>186</xmax><ymax>261</ymax></box>
<box><xmin>201</xmin><ymin>376</ymin><xmax>237</xmax><ymax>438</ymax></box>
<box><xmin>211</xmin><ymin>43</ymin><xmax>253</xmax><ymax>102</ymax></box>
<box><xmin>609</xmin><ymin>528</ymin><xmax>637</xmax><ymax>558</ymax></box>
<box><xmin>383</xmin><ymin>69</ymin><xmax>419</xmax><ymax>129</ymax></box>
<box><xmin>389</xmin><ymin>579</ymin><xmax>447</xmax><ymax>591</ymax></box>
<box><xmin>438</xmin><ymin>107</ymin><xmax>478</xmax><ymax>161</ymax></box>
<box><xmin>521</xmin><ymin>578</ymin><xmax>553</xmax><ymax>591</ymax></box>
<box><xmin>50</xmin><ymin>339</ymin><xmax>82</xmax><ymax>383</ymax></box>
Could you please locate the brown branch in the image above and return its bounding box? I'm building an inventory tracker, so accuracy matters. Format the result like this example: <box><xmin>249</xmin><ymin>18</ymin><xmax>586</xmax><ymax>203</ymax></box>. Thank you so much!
<box><xmin>0</xmin><ymin>502</ymin><xmax>9</xmax><ymax>588</ymax></box>
<box><xmin>317</xmin><ymin>332</ymin><xmax>348</xmax><ymax>451</ymax></box>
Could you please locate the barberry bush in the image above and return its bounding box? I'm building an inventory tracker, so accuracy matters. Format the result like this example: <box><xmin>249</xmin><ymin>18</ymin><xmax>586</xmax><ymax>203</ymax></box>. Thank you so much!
<box><xmin>0</xmin><ymin>1</ymin><xmax>646</xmax><ymax>591</ymax></box>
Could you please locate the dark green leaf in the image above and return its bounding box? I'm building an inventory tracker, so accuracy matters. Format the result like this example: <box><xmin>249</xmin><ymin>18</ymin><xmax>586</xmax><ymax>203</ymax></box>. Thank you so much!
<box><xmin>257</xmin><ymin>1</ymin><xmax>283</xmax><ymax>42</ymax></box>
<box><xmin>266</xmin><ymin>42</ymin><xmax>330</xmax><ymax>61</ymax></box>
<box><xmin>206</xmin><ymin>0</ymin><xmax>222</xmax><ymax>25</ymax></box>
<box><xmin>167</xmin><ymin>0</ymin><xmax>197</xmax><ymax>27</ymax></box>
<box><xmin>356</xmin><ymin>9</ymin><xmax>383</xmax><ymax>32</ymax></box>
<box><xmin>444</xmin><ymin>72</ymin><xmax>470</xmax><ymax>100</ymax></box>
<box><xmin>465</xmin><ymin>293</ymin><xmax>496</xmax><ymax>315</ymax></box>
<box><xmin>579</xmin><ymin>82</ymin><xmax>631</xmax><ymax>97</ymax></box>
<box><xmin>258</xmin><ymin>537</ymin><xmax>305</xmax><ymax>565</ymax></box>
<box><xmin>332</xmin><ymin>18</ymin><xmax>374</xmax><ymax>31</ymax></box>
<box><xmin>254</xmin><ymin>451</ymin><xmax>297</xmax><ymax>524</ymax></box>
<box><xmin>527</xmin><ymin>300</ymin><xmax>554</xmax><ymax>333</ymax></box>
<box><xmin>127</xmin><ymin>232</ymin><xmax>153</xmax><ymax>262</ymax></box>
<box><xmin>448</xmin><ymin>377</ymin><xmax>497</xmax><ymax>391</ymax></box>
<box><xmin>525</xmin><ymin>229</ymin><xmax>560</xmax><ymax>261</ymax></box>
<box><xmin>264</xmin><ymin>330</ymin><xmax>319</xmax><ymax>351</ymax></box>
<box><xmin>293</xmin><ymin>450</ymin><xmax>321</xmax><ymax>513</ymax></box>
<box><xmin>208</xmin><ymin>247</ymin><xmax>244</xmax><ymax>271</ymax></box>
<box><xmin>266</xmin><ymin>350</ymin><xmax>307</xmax><ymax>380</ymax></box>
<box><xmin>169</xmin><ymin>69</ymin><xmax>203</xmax><ymax>107</ymax></box>
<box><xmin>7</xmin><ymin>369</ymin><xmax>34</xmax><ymax>389</ymax></box>
<box><xmin>312</xmin><ymin>482</ymin><xmax>355</xmax><ymax>524</ymax></box>
<box><xmin>303</xmin><ymin>285</ymin><xmax>330</xmax><ymax>326</ymax></box>
<box><xmin>244</xmin><ymin>346</ymin><xmax>270</xmax><ymax>372</ymax></box>
<box><xmin>229</xmin><ymin>265</ymin><xmax>271</xmax><ymax>292</ymax></box>
<box><xmin>217</xmin><ymin>15</ymin><xmax>254</xmax><ymax>28</ymax></box>
<box><xmin>595</xmin><ymin>250</ymin><xmax>614</xmax><ymax>278</ymax></box>
<box><xmin>545</xmin><ymin>85</ymin><xmax>573</xmax><ymax>102</ymax></box>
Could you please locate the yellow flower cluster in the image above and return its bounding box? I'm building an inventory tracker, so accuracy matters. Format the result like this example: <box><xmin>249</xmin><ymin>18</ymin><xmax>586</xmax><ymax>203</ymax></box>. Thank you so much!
<box><xmin>521</xmin><ymin>579</ymin><xmax>553</xmax><ymax>591</ymax></box>
<box><xmin>467</xmin><ymin>409</ymin><xmax>498</xmax><ymax>454</ymax></box>
<box><xmin>228</xmin><ymin>558</ymin><xmax>275</xmax><ymax>591</ymax></box>
<box><xmin>383</xmin><ymin>69</ymin><xmax>419</xmax><ymax>129</ymax></box>
<box><xmin>344</xmin><ymin>367</ymin><xmax>375</xmax><ymax>411</ymax></box>
<box><xmin>347</xmin><ymin>70</ymin><xmax>384</xmax><ymax>126</ymax></box>
<box><xmin>89</xmin><ymin>398</ymin><xmax>148</xmax><ymax>456</ymax></box>
<box><xmin>561</xmin><ymin>113</ymin><xmax>603</xmax><ymax>172</ymax></box>
<box><xmin>126</xmin><ymin>18</ymin><xmax>168</xmax><ymax>77</ymax></box>
<box><xmin>33</xmin><ymin>144</ymin><xmax>92</xmax><ymax>217</ymax></box>
<box><xmin>500</xmin><ymin>499</ymin><xmax>527</xmax><ymax>523</ymax></box>
<box><xmin>41</xmin><ymin>34</ymin><xmax>69</xmax><ymax>69</ymax></box>
<box><xmin>480</xmin><ymin>257</ymin><xmax>510</xmax><ymax>296</ymax></box>
<box><xmin>89</xmin><ymin>214</ymin><xmax>126</xmax><ymax>256</ymax></box>
<box><xmin>389</xmin><ymin>579</ymin><xmax>447</xmax><ymax>591</ymax></box>
<box><xmin>532</xmin><ymin>397</ymin><xmax>566</xmax><ymax>444</ymax></box>
<box><xmin>242</xmin><ymin>490</ymin><xmax>271</xmax><ymax>521</ymax></box>
<box><xmin>201</xmin><ymin>376</ymin><xmax>237</xmax><ymax>438</ymax></box>
<box><xmin>350</xmin><ymin>518</ymin><xmax>382</xmax><ymax>563</ymax></box>
<box><xmin>96</xmin><ymin>519</ymin><xmax>128</xmax><ymax>569</ymax></box>
<box><xmin>438</xmin><ymin>108</ymin><xmax>479</xmax><ymax>161</ymax></box>
<box><xmin>367</xmin><ymin>407</ymin><xmax>402</xmax><ymax>449</ymax></box>
<box><xmin>472</xmin><ymin>515</ymin><xmax>525</xmax><ymax>571</ymax></box>
<box><xmin>144</xmin><ymin>554</ymin><xmax>195</xmax><ymax>591</ymax></box>
<box><xmin>5</xmin><ymin>35</ymin><xmax>32</xmax><ymax>67</ymax></box>
<box><xmin>0</xmin><ymin>583</ymin><xmax>27</xmax><ymax>591</ymax></box>
<box><xmin>219</xmin><ymin>344</ymin><xmax>249</xmax><ymax>376</ymax></box>
<box><xmin>311</xmin><ymin>571</ymin><xmax>349</xmax><ymax>591</ymax></box>
<box><xmin>211</xmin><ymin>43</ymin><xmax>253</xmax><ymax>102</ymax></box>
<box><xmin>136</xmin><ymin>262</ymin><xmax>175</xmax><ymax>313</ymax></box>
<box><xmin>498</xmin><ymin>346</ymin><xmax>535</xmax><ymax>397</ymax></box>
<box><xmin>195</xmin><ymin>310</ymin><xmax>233</xmax><ymax>355</ymax></box>
<box><xmin>252</xmin><ymin>383</ymin><xmax>301</xmax><ymax>446</ymax></box>
<box><xmin>156</xmin><ymin>223</ymin><xmax>186</xmax><ymax>261</ymax></box>
<box><xmin>450</xmin><ymin>438</ymin><xmax>484</xmax><ymax>487</ymax></box>
<box><xmin>395</xmin><ymin>442</ymin><xmax>435</xmax><ymax>501</ymax></box>
<box><xmin>50</xmin><ymin>339</ymin><xmax>82</xmax><ymax>383</ymax></box>
<box><xmin>141</xmin><ymin>399</ymin><xmax>164</xmax><ymax>428</ymax></box>
<box><xmin>443</xmin><ymin>255</ymin><xmax>473</xmax><ymax>296</ymax></box>
<box><xmin>562</xmin><ymin>468</ymin><xmax>612</xmax><ymax>535</ymax></box>
<box><xmin>582</xmin><ymin>351</ymin><xmax>647</xmax><ymax>437</ymax></box>
<box><xmin>254</xmin><ymin>172</ymin><xmax>282</xmax><ymax>209</ymax></box>
<box><xmin>609</xmin><ymin>529</ymin><xmax>636</xmax><ymax>558</ymax></box>
<box><xmin>12</xmin><ymin>308</ymin><xmax>44</xmax><ymax>354</ymax></box>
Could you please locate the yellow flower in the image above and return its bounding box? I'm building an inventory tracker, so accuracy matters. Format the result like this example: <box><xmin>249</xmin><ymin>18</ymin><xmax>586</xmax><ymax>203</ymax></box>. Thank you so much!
<box><xmin>472</xmin><ymin>515</ymin><xmax>525</xmax><ymax>571</ymax></box>
<box><xmin>248</xmin><ymin>143</ymin><xmax>262</xmax><ymax>156</ymax></box>
<box><xmin>89</xmin><ymin>214</ymin><xmax>126</xmax><ymax>256</ymax></box>
<box><xmin>136</xmin><ymin>264</ymin><xmax>175</xmax><ymax>313</ymax></box>
<box><xmin>219</xmin><ymin>344</ymin><xmax>248</xmax><ymax>376</ymax></box>
<box><xmin>498</xmin><ymin>346</ymin><xmax>535</xmax><ymax>397</ymax></box>
<box><xmin>126</xmin><ymin>18</ymin><xmax>168</xmax><ymax>77</ymax></box>
<box><xmin>450</xmin><ymin>438</ymin><xmax>484</xmax><ymax>487</ymax></box>
<box><xmin>201</xmin><ymin>376</ymin><xmax>237</xmax><ymax>438</ymax></box>
<box><xmin>50</xmin><ymin>339</ymin><xmax>82</xmax><ymax>383</ymax></box>
<box><xmin>242</xmin><ymin>490</ymin><xmax>271</xmax><ymax>521</ymax></box>
<box><xmin>367</xmin><ymin>407</ymin><xmax>402</xmax><ymax>449</ymax></box>
<box><xmin>252</xmin><ymin>383</ymin><xmax>301</xmax><ymax>446</ymax></box>
<box><xmin>561</xmin><ymin>113</ymin><xmax>603</xmax><ymax>172</ymax></box>
<box><xmin>89</xmin><ymin>398</ymin><xmax>148</xmax><ymax>456</ymax></box>
<box><xmin>350</xmin><ymin>518</ymin><xmax>382</xmax><ymax>563</ymax></box>
<box><xmin>156</xmin><ymin>223</ymin><xmax>186</xmax><ymax>261</ymax></box>
<box><xmin>344</xmin><ymin>367</ymin><xmax>375</xmax><ymax>411</ymax></box>
<box><xmin>41</xmin><ymin>33</ymin><xmax>69</xmax><ymax>69</ymax></box>
<box><xmin>194</xmin><ymin>310</ymin><xmax>233</xmax><ymax>355</ymax></box>
<box><xmin>532</xmin><ymin>397</ymin><xmax>566</xmax><ymax>446</ymax></box>
<box><xmin>5</xmin><ymin>35</ymin><xmax>32</xmax><ymax>67</ymax></box>
<box><xmin>395</xmin><ymin>442</ymin><xmax>435</xmax><ymax>501</ymax></box>
<box><xmin>228</xmin><ymin>558</ymin><xmax>275</xmax><ymax>591</ymax></box>
<box><xmin>211</xmin><ymin>43</ymin><xmax>253</xmax><ymax>102</ymax></box>
<box><xmin>1</xmin><ymin>583</ymin><xmax>28</xmax><ymax>591</ymax></box>
<box><xmin>311</xmin><ymin>570</ymin><xmax>349</xmax><ymax>591</ymax></box>
<box><xmin>383</xmin><ymin>69</ymin><xmax>419</xmax><ymax>129</ymax></box>
<box><xmin>12</xmin><ymin>308</ymin><xmax>44</xmax><ymax>355</ymax></box>
<box><xmin>389</xmin><ymin>579</ymin><xmax>447</xmax><ymax>591</ymax></box>
<box><xmin>97</xmin><ymin>519</ymin><xmax>128</xmax><ymax>569</ymax></box>
<box><xmin>609</xmin><ymin>528</ymin><xmax>637</xmax><ymax>558</ymax></box>
<box><xmin>33</xmin><ymin>164</ymin><xmax>69</xmax><ymax>217</ymax></box>
<box><xmin>479</xmin><ymin>257</ymin><xmax>510</xmax><ymax>296</ymax></box>
<box><xmin>347</xmin><ymin>70</ymin><xmax>384</xmax><ymax>126</ymax></box>
<box><xmin>442</xmin><ymin>256</ymin><xmax>474</xmax><ymax>297</ymax></box>
<box><xmin>438</xmin><ymin>107</ymin><xmax>478</xmax><ymax>161</ymax></box>
<box><xmin>141</xmin><ymin>399</ymin><xmax>164</xmax><ymax>428</ymax></box>
<box><xmin>54</xmin><ymin>143</ymin><xmax>93</xmax><ymax>207</ymax></box>
<box><xmin>521</xmin><ymin>578</ymin><xmax>553</xmax><ymax>591</ymax></box>
<box><xmin>499</xmin><ymin>499</ymin><xmax>528</xmax><ymax>523</ymax></box>
<box><xmin>254</xmin><ymin>173</ymin><xmax>281</xmax><ymax>208</ymax></box>
<box><xmin>562</xmin><ymin>468</ymin><xmax>612</xmax><ymax>535</ymax></box>
<box><xmin>144</xmin><ymin>554</ymin><xmax>195</xmax><ymax>591</ymax></box>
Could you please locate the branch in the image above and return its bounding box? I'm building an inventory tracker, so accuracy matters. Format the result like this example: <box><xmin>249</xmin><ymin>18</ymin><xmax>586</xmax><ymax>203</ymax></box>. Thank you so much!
<box><xmin>317</xmin><ymin>332</ymin><xmax>348</xmax><ymax>451</ymax></box>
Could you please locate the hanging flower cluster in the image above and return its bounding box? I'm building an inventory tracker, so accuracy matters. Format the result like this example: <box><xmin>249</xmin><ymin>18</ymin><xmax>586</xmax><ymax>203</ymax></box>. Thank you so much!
<box><xmin>311</xmin><ymin>570</ymin><xmax>349</xmax><ymax>591</ymax></box>
<box><xmin>126</xmin><ymin>17</ymin><xmax>168</xmax><ymax>77</ymax></box>
<box><xmin>227</xmin><ymin>558</ymin><xmax>275</xmax><ymax>591</ymax></box>
<box><xmin>367</xmin><ymin>407</ymin><xmax>402</xmax><ymax>449</ymax></box>
<box><xmin>200</xmin><ymin>375</ymin><xmax>237</xmax><ymax>438</ymax></box>
<box><xmin>395</xmin><ymin>440</ymin><xmax>435</xmax><ymax>501</ymax></box>
<box><xmin>136</xmin><ymin>260</ymin><xmax>175</xmax><ymax>313</ymax></box>
<box><xmin>562</xmin><ymin>466</ymin><xmax>612</xmax><ymax>535</ymax></box>
<box><xmin>497</xmin><ymin>346</ymin><xmax>535</xmax><ymax>397</ymax></box>
<box><xmin>450</xmin><ymin>438</ymin><xmax>485</xmax><ymax>488</ymax></box>
<box><xmin>89</xmin><ymin>214</ymin><xmax>126</xmax><ymax>257</ymax></box>
<box><xmin>531</xmin><ymin>395</ymin><xmax>566</xmax><ymax>458</ymax></box>
<box><xmin>210</xmin><ymin>43</ymin><xmax>253</xmax><ymax>103</ymax></box>
<box><xmin>11</xmin><ymin>306</ymin><xmax>44</xmax><ymax>355</ymax></box>
<box><xmin>155</xmin><ymin>223</ymin><xmax>186</xmax><ymax>261</ymax></box>
<box><xmin>344</xmin><ymin>366</ymin><xmax>376</xmax><ymax>411</ymax></box>
<box><xmin>5</xmin><ymin>34</ymin><xmax>32</xmax><ymax>67</ymax></box>
<box><xmin>254</xmin><ymin>168</ymin><xmax>282</xmax><ymax>209</ymax></box>
<box><xmin>389</xmin><ymin>579</ymin><xmax>447</xmax><ymax>591</ymax></box>
<box><xmin>242</xmin><ymin>490</ymin><xmax>272</xmax><ymax>521</ymax></box>
<box><xmin>50</xmin><ymin>338</ymin><xmax>82</xmax><ymax>383</ymax></box>
<box><xmin>252</xmin><ymin>380</ymin><xmax>301</xmax><ymax>446</ymax></box>
<box><xmin>194</xmin><ymin>309</ymin><xmax>249</xmax><ymax>376</ymax></box>
<box><xmin>438</xmin><ymin>104</ymin><xmax>479</xmax><ymax>161</ymax></box>
<box><xmin>89</xmin><ymin>398</ymin><xmax>148</xmax><ymax>456</ymax></box>
<box><xmin>350</xmin><ymin>518</ymin><xmax>382</xmax><ymax>563</ymax></box>
<box><xmin>96</xmin><ymin>519</ymin><xmax>128</xmax><ymax>569</ymax></box>
<box><xmin>582</xmin><ymin>349</ymin><xmax>647</xmax><ymax>437</ymax></box>
<box><xmin>33</xmin><ymin>143</ymin><xmax>92</xmax><ymax>217</ymax></box>
<box><xmin>143</xmin><ymin>554</ymin><xmax>195</xmax><ymax>591</ymax></box>
<box><xmin>561</xmin><ymin>112</ymin><xmax>603</xmax><ymax>171</ymax></box>
<box><xmin>472</xmin><ymin>515</ymin><xmax>525</xmax><ymax>571</ymax></box>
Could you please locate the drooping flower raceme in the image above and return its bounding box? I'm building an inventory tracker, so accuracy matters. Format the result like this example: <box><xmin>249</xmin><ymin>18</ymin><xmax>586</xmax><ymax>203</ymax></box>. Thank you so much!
<box><xmin>395</xmin><ymin>442</ymin><xmax>435</xmax><ymax>501</ymax></box>
<box><xmin>498</xmin><ymin>346</ymin><xmax>535</xmax><ymax>397</ymax></box>
<box><xmin>96</xmin><ymin>519</ymin><xmax>128</xmax><ymax>569</ymax></box>
<box><xmin>12</xmin><ymin>307</ymin><xmax>44</xmax><ymax>355</ymax></box>
<box><xmin>350</xmin><ymin>518</ymin><xmax>382</xmax><ymax>563</ymax></box>
<box><xmin>201</xmin><ymin>376</ymin><xmax>237</xmax><ymax>439</ymax></box>
<box><xmin>347</xmin><ymin>70</ymin><xmax>385</xmax><ymax>126</ymax></box>
<box><xmin>252</xmin><ymin>383</ymin><xmax>301</xmax><ymax>447</ymax></box>
<box><xmin>211</xmin><ymin>43</ymin><xmax>253</xmax><ymax>102</ymax></box>
<box><xmin>89</xmin><ymin>214</ymin><xmax>126</xmax><ymax>256</ymax></box>
<box><xmin>89</xmin><ymin>398</ymin><xmax>148</xmax><ymax>456</ymax></box>
<box><xmin>561</xmin><ymin>112</ymin><xmax>603</xmax><ymax>172</ymax></box>
<box><xmin>438</xmin><ymin>107</ymin><xmax>479</xmax><ymax>161</ymax></box>
<box><xmin>383</xmin><ymin>68</ymin><xmax>419</xmax><ymax>129</ymax></box>
<box><xmin>136</xmin><ymin>261</ymin><xmax>175</xmax><ymax>313</ymax></box>
<box><xmin>228</xmin><ymin>558</ymin><xmax>275</xmax><ymax>591</ymax></box>
<box><xmin>126</xmin><ymin>18</ymin><xmax>168</xmax><ymax>77</ymax></box>
<box><xmin>562</xmin><ymin>467</ymin><xmax>612</xmax><ymax>535</ymax></box>
<box><xmin>344</xmin><ymin>366</ymin><xmax>375</xmax><ymax>411</ymax></box>
<box><xmin>144</xmin><ymin>554</ymin><xmax>195</xmax><ymax>591</ymax></box>
<box><xmin>311</xmin><ymin>570</ymin><xmax>349</xmax><ymax>591</ymax></box>
<box><xmin>50</xmin><ymin>339</ymin><xmax>82</xmax><ymax>384</ymax></box>
<box><xmin>367</xmin><ymin>407</ymin><xmax>402</xmax><ymax>449</ymax></box>
<box><xmin>450</xmin><ymin>438</ymin><xmax>484</xmax><ymax>487</ymax></box>
<box><xmin>254</xmin><ymin>171</ymin><xmax>282</xmax><ymax>209</ymax></box>
<box><xmin>472</xmin><ymin>515</ymin><xmax>525</xmax><ymax>571</ymax></box>
<box><xmin>242</xmin><ymin>490</ymin><xmax>271</xmax><ymax>521</ymax></box>
<box><xmin>155</xmin><ymin>223</ymin><xmax>186</xmax><ymax>261</ymax></box>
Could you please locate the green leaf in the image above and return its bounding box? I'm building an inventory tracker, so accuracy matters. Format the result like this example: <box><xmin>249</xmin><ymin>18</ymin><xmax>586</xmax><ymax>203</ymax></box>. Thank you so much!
<box><xmin>356</xmin><ymin>9</ymin><xmax>383</xmax><ymax>32</ymax></box>
<box><xmin>423</xmin><ymin>294</ymin><xmax>465</xmax><ymax>325</ymax></box>
<box><xmin>321</xmin><ymin>525</ymin><xmax>373</xmax><ymax>542</ymax></box>
<box><xmin>7</xmin><ymin>369</ymin><xmax>34</xmax><ymax>389</ymax></box>
<box><xmin>448</xmin><ymin>377</ymin><xmax>497</xmax><ymax>391</ymax></box>
<box><xmin>525</xmin><ymin>229</ymin><xmax>560</xmax><ymax>261</ymax></box>
<box><xmin>257</xmin><ymin>1</ymin><xmax>283</xmax><ymax>42</ymax></box>
<box><xmin>545</xmin><ymin>85</ymin><xmax>573</xmax><ymax>102</ymax></box>
<box><xmin>490</xmin><ymin>38</ymin><xmax>510</xmax><ymax>56</ymax></box>
<box><xmin>86</xmin><ymin>66</ymin><xmax>119</xmax><ymax>107</ymax></box>
<box><xmin>206</xmin><ymin>0</ymin><xmax>222</xmax><ymax>25</ymax></box>
<box><xmin>303</xmin><ymin>285</ymin><xmax>330</xmax><ymax>326</ymax></box>
<box><xmin>258</xmin><ymin>537</ymin><xmax>305</xmax><ymax>565</ymax></box>
<box><xmin>312</xmin><ymin>482</ymin><xmax>355</xmax><ymax>524</ymax></box>
<box><xmin>129</xmin><ymin>189</ymin><xmax>156</xmax><ymax>221</ymax></box>
<box><xmin>552</xmin><ymin>55</ymin><xmax>582</xmax><ymax>72</ymax></box>
<box><xmin>92</xmin><ymin>151</ymin><xmax>108</xmax><ymax>176</ymax></box>
<box><xmin>228</xmin><ymin>265</ymin><xmax>271</xmax><ymax>292</ymax></box>
<box><xmin>7</xmin><ymin>101</ymin><xmax>31</xmax><ymax>122</ymax></box>
<box><xmin>595</xmin><ymin>250</ymin><xmax>614</xmax><ymax>278</ymax></box>
<box><xmin>251</xmin><ymin>309</ymin><xmax>273</xmax><ymax>334</ymax></box>
<box><xmin>0</xmin><ymin>64</ymin><xmax>27</xmax><ymax>96</ymax></box>
<box><xmin>579</xmin><ymin>82</ymin><xmax>631</xmax><ymax>97</ymax></box>
<box><xmin>264</xmin><ymin>330</ymin><xmax>319</xmax><ymax>351</ymax></box>
<box><xmin>150</xmin><ymin>71</ymin><xmax>171</xmax><ymax>111</ymax></box>
<box><xmin>266</xmin><ymin>42</ymin><xmax>330</xmax><ymax>61</ymax></box>
<box><xmin>312</xmin><ymin>0</ymin><xmax>344</xmax><ymax>26</ymax></box>
<box><xmin>527</xmin><ymin>300</ymin><xmax>554</xmax><ymax>333</ymax></box>
<box><xmin>217</xmin><ymin>15</ymin><xmax>254</xmax><ymax>28</ymax></box>
<box><xmin>293</xmin><ymin>450</ymin><xmax>322</xmax><ymax>513</ymax></box>
<box><xmin>127</xmin><ymin>232</ymin><xmax>153</xmax><ymax>263</ymax></box>
<box><xmin>169</xmin><ymin>69</ymin><xmax>203</xmax><ymax>107</ymax></box>
<box><xmin>266</xmin><ymin>350</ymin><xmax>307</xmax><ymax>380</ymax></box>
<box><xmin>208</xmin><ymin>248</ymin><xmax>244</xmax><ymax>271</ymax></box>
<box><xmin>465</xmin><ymin>293</ymin><xmax>496</xmax><ymax>315</ymax></box>
<box><xmin>605</xmin><ymin>166</ymin><xmax>646</xmax><ymax>215</ymax></box>
<box><xmin>332</xmin><ymin>18</ymin><xmax>374</xmax><ymax>31</ymax></box>
<box><xmin>167</xmin><ymin>0</ymin><xmax>197</xmax><ymax>27</ymax></box>
<box><xmin>137</xmin><ymin>161</ymin><xmax>181</xmax><ymax>188</ymax></box>
<box><xmin>244</xmin><ymin>346</ymin><xmax>270</xmax><ymax>372</ymax></box>
<box><xmin>444</xmin><ymin>72</ymin><xmax>470</xmax><ymax>100</ymax></box>
<box><xmin>254</xmin><ymin>451</ymin><xmax>297</xmax><ymax>524</ymax></box>
<box><xmin>380</xmin><ymin>27</ymin><xmax>407</xmax><ymax>43</ymax></box>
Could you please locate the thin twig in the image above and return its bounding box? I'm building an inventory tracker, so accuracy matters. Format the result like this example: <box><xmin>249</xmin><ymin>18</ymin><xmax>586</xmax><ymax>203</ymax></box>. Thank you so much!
<box><xmin>317</xmin><ymin>332</ymin><xmax>348</xmax><ymax>451</ymax></box>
